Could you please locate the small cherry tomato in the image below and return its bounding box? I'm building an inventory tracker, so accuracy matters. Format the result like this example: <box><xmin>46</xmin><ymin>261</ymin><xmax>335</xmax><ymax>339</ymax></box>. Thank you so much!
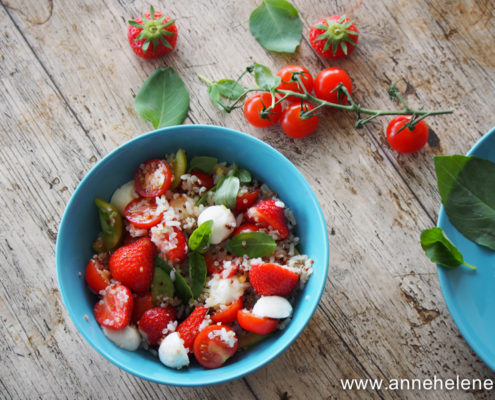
<box><xmin>125</xmin><ymin>197</ymin><xmax>163</xmax><ymax>229</ymax></box>
<box><xmin>232</xmin><ymin>223</ymin><xmax>260</xmax><ymax>236</ymax></box>
<box><xmin>85</xmin><ymin>258</ymin><xmax>111</xmax><ymax>293</ymax></box>
<box><xmin>309</xmin><ymin>15</ymin><xmax>359</xmax><ymax>59</ymax></box>
<box><xmin>234</xmin><ymin>189</ymin><xmax>259</xmax><ymax>212</ymax></box>
<box><xmin>280</xmin><ymin>102</ymin><xmax>319</xmax><ymax>139</ymax></box>
<box><xmin>165</xmin><ymin>227</ymin><xmax>188</xmax><ymax>264</ymax></box>
<box><xmin>314</xmin><ymin>68</ymin><xmax>352</xmax><ymax>104</ymax></box>
<box><xmin>193</xmin><ymin>324</ymin><xmax>238</xmax><ymax>369</ymax></box>
<box><xmin>211</xmin><ymin>297</ymin><xmax>243</xmax><ymax>324</ymax></box>
<box><xmin>243</xmin><ymin>93</ymin><xmax>282</xmax><ymax>128</ymax></box>
<box><xmin>134</xmin><ymin>159</ymin><xmax>172</xmax><ymax>198</ymax></box>
<box><xmin>94</xmin><ymin>284</ymin><xmax>133</xmax><ymax>329</ymax></box>
<box><xmin>190</xmin><ymin>171</ymin><xmax>215</xmax><ymax>191</ymax></box>
<box><xmin>386</xmin><ymin>116</ymin><xmax>429</xmax><ymax>153</ymax></box>
<box><xmin>237</xmin><ymin>310</ymin><xmax>278</xmax><ymax>334</ymax></box>
<box><xmin>276</xmin><ymin>65</ymin><xmax>314</xmax><ymax>102</ymax></box>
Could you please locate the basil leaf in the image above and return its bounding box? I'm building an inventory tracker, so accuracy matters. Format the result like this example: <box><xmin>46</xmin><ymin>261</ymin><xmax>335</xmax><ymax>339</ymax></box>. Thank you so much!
<box><xmin>134</xmin><ymin>67</ymin><xmax>190</xmax><ymax>128</ymax></box>
<box><xmin>226</xmin><ymin>232</ymin><xmax>277</xmax><ymax>257</ymax></box>
<box><xmin>237</xmin><ymin>168</ymin><xmax>252</xmax><ymax>183</ymax></box>
<box><xmin>188</xmin><ymin>252</ymin><xmax>207</xmax><ymax>298</ymax></box>
<box><xmin>154</xmin><ymin>255</ymin><xmax>173</xmax><ymax>273</ymax></box>
<box><xmin>249</xmin><ymin>0</ymin><xmax>302</xmax><ymax>53</ymax></box>
<box><xmin>251</xmin><ymin>63</ymin><xmax>281</xmax><ymax>91</ymax></box>
<box><xmin>188</xmin><ymin>220</ymin><xmax>213</xmax><ymax>253</ymax></box>
<box><xmin>189</xmin><ymin>156</ymin><xmax>218</xmax><ymax>173</ymax></box>
<box><xmin>421</xmin><ymin>228</ymin><xmax>476</xmax><ymax>270</ymax></box>
<box><xmin>214</xmin><ymin>176</ymin><xmax>240</xmax><ymax>209</ymax></box>
<box><xmin>216</xmin><ymin>79</ymin><xmax>246</xmax><ymax>100</ymax></box>
<box><xmin>155</xmin><ymin>256</ymin><xmax>193</xmax><ymax>302</ymax></box>
<box><xmin>435</xmin><ymin>155</ymin><xmax>495</xmax><ymax>250</ymax></box>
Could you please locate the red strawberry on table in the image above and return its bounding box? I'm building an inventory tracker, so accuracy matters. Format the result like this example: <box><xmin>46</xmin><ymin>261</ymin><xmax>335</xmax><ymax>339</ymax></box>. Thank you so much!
<box><xmin>128</xmin><ymin>6</ymin><xmax>178</xmax><ymax>59</ymax></box>
<box><xmin>246</xmin><ymin>199</ymin><xmax>289</xmax><ymax>239</ymax></box>
<box><xmin>249</xmin><ymin>263</ymin><xmax>299</xmax><ymax>296</ymax></box>
<box><xmin>176</xmin><ymin>305</ymin><xmax>208</xmax><ymax>352</ymax></box>
<box><xmin>138</xmin><ymin>306</ymin><xmax>176</xmax><ymax>346</ymax></box>
<box><xmin>94</xmin><ymin>284</ymin><xmax>133</xmax><ymax>330</ymax></box>
<box><xmin>109</xmin><ymin>237</ymin><xmax>156</xmax><ymax>293</ymax></box>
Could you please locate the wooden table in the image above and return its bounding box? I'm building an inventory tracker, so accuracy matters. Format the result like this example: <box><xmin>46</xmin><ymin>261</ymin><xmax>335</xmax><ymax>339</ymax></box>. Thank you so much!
<box><xmin>1</xmin><ymin>0</ymin><xmax>494</xmax><ymax>398</ymax></box>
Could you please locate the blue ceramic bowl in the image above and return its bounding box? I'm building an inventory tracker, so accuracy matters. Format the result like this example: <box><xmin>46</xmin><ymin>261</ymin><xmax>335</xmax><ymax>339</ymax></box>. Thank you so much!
<box><xmin>56</xmin><ymin>125</ymin><xmax>329</xmax><ymax>385</ymax></box>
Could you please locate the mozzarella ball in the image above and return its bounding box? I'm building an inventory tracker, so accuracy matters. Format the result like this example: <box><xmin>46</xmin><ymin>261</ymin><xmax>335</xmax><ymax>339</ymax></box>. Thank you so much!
<box><xmin>197</xmin><ymin>205</ymin><xmax>236</xmax><ymax>244</ymax></box>
<box><xmin>158</xmin><ymin>332</ymin><xmax>190</xmax><ymax>369</ymax></box>
<box><xmin>252</xmin><ymin>296</ymin><xmax>293</xmax><ymax>319</ymax></box>
<box><xmin>102</xmin><ymin>325</ymin><xmax>141</xmax><ymax>351</ymax></box>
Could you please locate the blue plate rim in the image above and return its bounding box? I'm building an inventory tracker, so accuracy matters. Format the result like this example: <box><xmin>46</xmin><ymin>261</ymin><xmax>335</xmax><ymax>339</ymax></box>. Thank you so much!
<box><xmin>437</xmin><ymin>125</ymin><xmax>495</xmax><ymax>372</ymax></box>
<box><xmin>56</xmin><ymin>124</ymin><xmax>330</xmax><ymax>386</ymax></box>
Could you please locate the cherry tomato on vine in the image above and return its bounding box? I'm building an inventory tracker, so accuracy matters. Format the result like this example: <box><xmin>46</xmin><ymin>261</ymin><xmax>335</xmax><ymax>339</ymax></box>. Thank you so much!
<box><xmin>280</xmin><ymin>102</ymin><xmax>319</xmax><ymax>139</ymax></box>
<box><xmin>314</xmin><ymin>68</ymin><xmax>353</xmax><ymax>105</ymax></box>
<box><xmin>309</xmin><ymin>15</ymin><xmax>359</xmax><ymax>59</ymax></box>
<box><xmin>243</xmin><ymin>93</ymin><xmax>282</xmax><ymax>128</ymax></box>
<box><xmin>386</xmin><ymin>116</ymin><xmax>429</xmax><ymax>153</ymax></box>
<box><xmin>276</xmin><ymin>65</ymin><xmax>314</xmax><ymax>102</ymax></box>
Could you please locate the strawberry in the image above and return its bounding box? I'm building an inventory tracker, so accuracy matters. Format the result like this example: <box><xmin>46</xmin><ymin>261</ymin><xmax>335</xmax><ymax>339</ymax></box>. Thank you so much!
<box><xmin>249</xmin><ymin>263</ymin><xmax>299</xmax><ymax>296</ymax></box>
<box><xmin>176</xmin><ymin>305</ymin><xmax>208</xmax><ymax>352</ymax></box>
<box><xmin>109</xmin><ymin>237</ymin><xmax>156</xmax><ymax>293</ymax></box>
<box><xmin>94</xmin><ymin>284</ymin><xmax>133</xmax><ymax>329</ymax></box>
<box><xmin>138</xmin><ymin>306</ymin><xmax>176</xmax><ymax>346</ymax></box>
<box><xmin>85</xmin><ymin>257</ymin><xmax>111</xmax><ymax>293</ymax></box>
<box><xmin>128</xmin><ymin>6</ymin><xmax>177</xmax><ymax>59</ymax></box>
<box><xmin>246</xmin><ymin>199</ymin><xmax>289</xmax><ymax>239</ymax></box>
<box><xmin>131</xmin><ymin>292</ymin><xmax>154</xmax><ymax>324</ymax></box>
<box><xmin>234</xmin><ymin>189</ymin><xmax>259</xmax><ymax>212</ymax></box>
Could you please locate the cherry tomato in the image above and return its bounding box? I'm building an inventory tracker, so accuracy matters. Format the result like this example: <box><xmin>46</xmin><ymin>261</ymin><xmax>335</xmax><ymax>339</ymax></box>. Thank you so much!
<box><xmin>314</xmin><ymin>68</ymin><xmax>352</xmax><ymax>104</ymax></box>
<box><xmin>309</xmin><ymin>15</ymin><xmax>359</xmax><ymax>59</ymax></box>
<box><xmin>131</xmin><ymin>292</ymin><xmax>154</xmax><ymax>324</ymax></box>
<box><xmin>276</xmin><ymin>65</ymin><xmax>314</xmax><ymax>102</ymax></box>
<box><xmin>211</xmin><ymin>297</ymin><xmax>243</xmax><ymax>324</ymax></box>
<box><xmin>232</xmin><ymin>223</ymin><xmax>259</xmax><ymax>236</ymax></box>
<box><xmin>93</xmin><ymin>284</ymin><xmax>133</xmax><ymax>329</ymax></box>
<box><xmin>165</xmin><ymin>227</ymin><xmax>188</xmax><ymax>264</ymax></box>
<box><xmin>124</xmin><ymin>197</ymin><xmax>163</xmax><ymax>229</ymax></box>
<box><xmin>85</xmin><ymin>258</ymin><xmax>111</xmax><ymax>293</ymax></box>
<box><xmin>280</xmin><ymin>102</ymin><xmax>319</xmax><ymax>139</ymax></box>
<box><xmin>204</xmin><ymin>254</ymin><xmax>238</xmax><ymax>277</ymax></box>
<box><xmin>243</xmin><ymin>93</ymin><xmax>282</xmax><ymax>128</ymax></box>
<box><xmin>193</xmin><ymin>325</ymin><xmax>238</xmax><ymax>369</ymax></box>
<box><xmin>386</xmin><ymin>116</ymin><xmax>429</xmax><ymax>153</ymax></box>
<box><xmin>190</xmin><ymin>171</ymin><xmax>214</xmax><ymax>191</ymax></box>
<box><xmin>134</xmin><ymin>159</ymin><xmax>172</xmax><ymax>198</ymax></box>
<box><xmin>234</xmin><ymin>189</ymin><xmax>259</xmax><ymax>212</ymax></box>
<box><xmin>237</xmin><ymin>310</ymin><xmax>278</xmax><ymax>335</ymax></box>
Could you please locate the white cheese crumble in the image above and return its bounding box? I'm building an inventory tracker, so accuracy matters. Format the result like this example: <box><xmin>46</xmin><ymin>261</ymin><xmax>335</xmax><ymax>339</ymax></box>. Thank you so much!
<box><xmin>252</xmin><ymin>296</ymin><xmax>293</xmax><ymax>319</ymax></box>
<box><xmin>207</xmin><ymin>327</ymin><xmax>237</xmax><ymax>348</ymax></box>
<box><xmin>204</xmin><ymin>275</ymin><xmax>248</xmax><ymax>308</ymax></box>
<box><xmin>102</xmin><ymin>325</ymin><xmax>141</xmax><ymax>351</ymax></box>
<box><xmin>197</xmin><ymin>205</ymin><xmax>236</xmax><ymax>244</ymax></box>
<box><xmin>158</xmin><ymin>332</ymin><xmax>190</xmax><ymax>369</ymax></box>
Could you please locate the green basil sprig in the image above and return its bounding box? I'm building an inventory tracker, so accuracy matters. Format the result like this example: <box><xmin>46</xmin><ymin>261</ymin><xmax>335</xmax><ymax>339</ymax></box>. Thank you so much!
<box><xmin>188</xmin><ymin>252</ymin><xmax>207</xmax><ymax>298</ymax></box>
<box><xmin>214</xmin><ymin>176</ymin><xmax>240</xmax><ymax>209</ymax></box>
<box><xmin>189</xmin><ymin>156</ymin><xmax>218</xmax><ymax>173</ymax></box>
<box><xmin>226</xmin><ymin>232</ymin><xmax>277</xmax><ymax>257</ymax></box>
<box><xmin>420</xmin><ymin>228</ymin><xmax>476</xmax><ymax>270</ymax></box>
<box><xmin>134</xmin><ymin>67</ymin><xmax>190</xmax><ymax>128</ymax></box>
<box><xmin>188</xmin><ymin>220</ymin><xmax>213</xmax><ymax>253</ymax></box>
<box><xmin>249</xmin><ymin>0</ymin><xmax>302</xmax><ymax>53</ymax></box>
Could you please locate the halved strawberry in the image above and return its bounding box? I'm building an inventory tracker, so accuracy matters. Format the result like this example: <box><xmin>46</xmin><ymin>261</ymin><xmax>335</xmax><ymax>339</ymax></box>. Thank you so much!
<box><xmin>94</xmin><ymin>284</ymin><xmax>133</xmax><ymax>329</ymax></box>
<box><xmin>246</xmin><ymin>199</ymin><xmax>289</xmax><ymax>239</ymax></box>
<box><xmin>176</xmin><ymin>305</ymin><xmax>208</xmax><ymax>352</ymax></box>
<box><xmin>109</xmin><ymin>237</ymin><xmax>156</xmax><ymax>293</ymax></box>
<box><xmin>249</xmin><ymin>263</ymin><xmax>299</xmax><ymax>296</ymax></box>
<box><xmin>138</xmin><ymin>306</ymin><xmax>176</xmax><ymax>346</ymax></box>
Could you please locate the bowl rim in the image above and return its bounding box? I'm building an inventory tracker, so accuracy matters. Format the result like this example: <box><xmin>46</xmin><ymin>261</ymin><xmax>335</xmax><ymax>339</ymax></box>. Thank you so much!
<box><xmin>56</xmin><ymin>124</ymin><xmax>329</xmax><ymax>385</ymax></box>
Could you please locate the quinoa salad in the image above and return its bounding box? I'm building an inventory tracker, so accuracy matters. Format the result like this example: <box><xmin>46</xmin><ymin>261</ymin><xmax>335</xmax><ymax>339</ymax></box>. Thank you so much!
<box><xmin>85</xmin><ymin>149</ymin><xmax>314</xmax><ymax>370</ymax></box>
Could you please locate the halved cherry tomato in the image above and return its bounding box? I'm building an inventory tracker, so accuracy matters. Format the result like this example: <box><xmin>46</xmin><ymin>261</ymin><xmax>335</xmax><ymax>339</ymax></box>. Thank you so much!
<box><xmin>276</xmin><ymin>65</ymin><xmax>314</xmax><ymax>102</ymax></box>
<box><xmin>314</xmin><ymin>67</ymin><xmax>352</xmax><ymax>104</ymax></box>
<box><xmin>94</xmin><ymin>284</ymin><xmax>133</xmax><ymax>329</ymax></box>
<box><xmin>237</xmin><ymin>310</ymin><xmax>278</xmax><ymax>334</ymax></box>
<box><xmin>232</xmin><ymin>223</ymin><xmax>259</xmax><ymax>236</ymax></box>
<box><xmin>190</xmin><ymin>171</ymin><xmax>215</xmax><ymax>191</ymax></box>
<box><xmin>234</xmin><ymin>189</ymin><xmax>259</xmax><ymax>212</ymax></box>
<box><xmin>193</xmin><ymin>324</ymin><xmax>238</xmax><ymax>369</ymax></box>
<box><xmin>280</xmin><ymin>102</ymin><xmax>319</xmax><ymax>138</ymax></box>
<box><xmin>386</xmin><ymin>116</ymin><xmax>429</xmax><ymax>153</ymax></box>
<box><xmin>211</xmin><ymin>297</ymin><xmax>243</xmax><ymax>324</ymax></box>
<box><xmin>134</xmin><ymin>159</ymin><xmax>172</xmax><ymax>198</ymax></box>
<box><xmin>131</xmin><ymin>292</ymin><xmax>154</xmax><ymax>324</ymax></box>
<box><xmin>124</xmin><ymin>197</ymin><xmax>163</xmax><ymax>229</ymax></box>
<box><xmin>85</xmin><ymin>258</ymin><xmax>111</xmax><ymax>293</ymax></box>
<box><xmin>243</xmin><ymin>93</ymin><xmax>282</xmax><ymax>128</ymax></box>
<box><xmin>204</xmin><ymin>254</ymin><xmax>238</xmax><ymax>277</ymax></box>
<box><xmin>153</xmin><ymin>226</ymin><xmax>188</xmax><ymax>264</ymax></box>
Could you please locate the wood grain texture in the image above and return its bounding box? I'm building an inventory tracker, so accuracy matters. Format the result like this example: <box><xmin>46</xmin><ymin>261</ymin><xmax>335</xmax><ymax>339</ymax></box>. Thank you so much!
<box><xmin>1</xmin><ymin>0</ymin><xmax>494</xmax><ymax>398</ymax></box>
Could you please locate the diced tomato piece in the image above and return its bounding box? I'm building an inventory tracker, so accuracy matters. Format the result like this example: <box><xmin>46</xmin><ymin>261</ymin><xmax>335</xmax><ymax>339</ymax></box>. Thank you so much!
<box><xmin>85</xmin><ymin>258</ymin><xmax>111</xmax><ymax>293</ymax></box>
<box><xmin>94</xmin><ymin>284</ymin><xmax>133</xmax><ymax>330</ymax></box>
<box><xmin>211</xmin><ymin>297</ymin><xmax>243</xmax><ymax>324</ymax></box>
<box><xmin>234</xmin><ymin>189</ymin><xmax>259</xmax><ymax>212</ymax></box>
<box><xmin>237</xmin><ymin>310</ymin><xmax>278</xmax><ymax>335</ymax></box>
<box><xmin>124</xmin><ymin>197</ymin><xmax>163</xmax><ymax>229</ymax></box>
<box><xmin>232</xmin><ymin>223</ymin><xmax>259</xmax><ymax>236</ymax></box>
<box><xmin>190</xmin><ymin>171</ymin><xmax>214</xmax><ymax>191</ymax></box>
<box><xmin>131</xmin><ymin>292</ymin><xmax>154</xmax><ymax>324</ymax></box>
<box><xmin>193</xmin><ymin>325</ymin><xmax>238</xmax><ymax>369</ymax></box>
<box><xmin>134</xmin><ymin>159</ymin><xmax>172</xmax><ymax>198</ymax></box>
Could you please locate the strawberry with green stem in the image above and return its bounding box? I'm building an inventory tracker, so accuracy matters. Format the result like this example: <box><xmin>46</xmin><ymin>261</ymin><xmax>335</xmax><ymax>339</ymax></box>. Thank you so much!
<box><xmin>309</xmin><ymin>15</ymin><xmax>359</xmax><ymax>59</ymax></box>
<box><xmin>128</xmin><ymin>5</ymin><xmax>177</xmax><ymax>59</ymax></box>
